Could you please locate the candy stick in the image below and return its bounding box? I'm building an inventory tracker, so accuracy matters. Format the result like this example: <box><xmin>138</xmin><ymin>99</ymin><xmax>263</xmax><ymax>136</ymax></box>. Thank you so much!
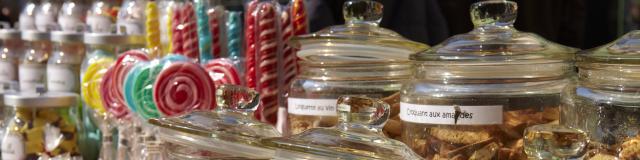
<box><xmin>204</xmin><ymin>58</ymin><xmax>241</xmax><ymax>86</ymax></box>
<box><xmin>166</xmin><ymin>4</ymin><xmax>174</xmax><ymax>54</ymax></box>
<box><xmin>146</xmin><ymin>1</ymin><xmax>162</xmax><ymax>58</ymax></box>
<box><xmin>171</xmin><ymin>5</ymin><xmax>184</xmax><ymax>54</ymax></box>
<box><xmin>195</xmin><ymin>0</ymin><xmax>212</xmax><ymax>62</ymax></box>
<box><xmin>180</xmin><ymin>3</ymin><xmax>200</xmax><ymax>62</ymax></box>
<box><xmin>101</xmin><ymin>51</ymin><xmax>150</xmax><ymax>119</ymax></box>
<box><xmin>153</xmin><ymin>61</ymin><xmax>216</xmax><ymax>116</ymax></box>
<box><xmin>291</xmin><ymin>0</ymin><xmax>308</xmax><ymax>35</ymax></box>
<box><xmin>280</xmin><ymin>8</ymin><xmax>297</xmax><ymax>89</ymax></box>
<box><xmin>256</xmin><ymin>2</ymin><xmax>279</xmax><ymax>124</ymax></box>
<box><xmin>226</xmin><ymin>11</ymin><xmax>242</xmax><ymax>58</ymax></box>
<box><xmin>208</xmin><ymin>5</ymin><xmax>224</xmax><ymax>59</ymax></box>
<box><xmin>244</xmin><ymin>0</ymin><xmax>259</xmax><ymax>90</ymax></box>
<box><xmin>82</xmin><ymin>57</ymin><xmax>115</xmax><ymax>114</ymax></box>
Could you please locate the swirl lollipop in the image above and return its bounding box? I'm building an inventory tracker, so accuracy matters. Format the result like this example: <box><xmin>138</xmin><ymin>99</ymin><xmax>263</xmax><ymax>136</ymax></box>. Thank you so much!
<box><xmin>256</xmin><ymin>2</ymin><xmax>279</xmax><ymax>124</ymax></box>
<box><xmin>204</xmin><ymin>58</ymin><xmax>241</xmax><ymax>86</ymax></box>
<box><xmin>101</xmin><ymin>51</ymin><xmax>150</xmax><ymax>119</ymax></box>
<box><xmin>82</xmin><ymin>57</ymin><xmax>115</xmax><ymax>114</ymax></box>
<box><xmin>153</xmin><ymin>61</ymin><xmax>215</xmax><ymax>116</ymax></box>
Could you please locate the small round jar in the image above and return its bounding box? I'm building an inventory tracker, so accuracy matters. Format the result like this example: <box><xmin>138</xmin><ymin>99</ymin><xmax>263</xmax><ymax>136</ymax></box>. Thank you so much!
<box><xmin>1</xmin><ymin>91</ymin><xmax>80</xmax><ymax>159</ymax></box>
<box><xmin>20</xmin><ymin>31</ymin><xmax>52</xmax><ymax>93</ymax></box>
<box><xmin>561</xmin><ymin>31</ymin><xmax>640</xmax><ymax>159</ymax></box>
<box><xmin>0</xmin><ymin>29</ymin><xmax>23</xmax><ymax>85</ymax></box>
<box><xmin>401</xmin><ymin>1</ymin><xmax>578</xmax><ymax>159</ymax></box>
<box><xmin>286</xmin><ymin>0</ymin><xmax>427</xmax><ymax>135</ymax></box>
<box><xmin>48</xmin><ymin>32</ymin><xmax>85</xmax><ymax>93</ymax></box>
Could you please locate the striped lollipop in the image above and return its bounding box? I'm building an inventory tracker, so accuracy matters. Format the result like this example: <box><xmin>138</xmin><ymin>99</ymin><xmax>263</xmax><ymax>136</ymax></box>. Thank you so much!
<box><xmin>244</xmin><ymin>0</ymin><xmax>259</xmax><ymax>90</ymax></box>
<box><xmin>180</xmin><ymin>3</ymin><xmax>200</xmax><ymax>62</ymax></box>
<box><xmin>100</xmin><ymin>51</ymin><xmax>150</xmax><ymax>119</ymax></box>
<box><xmin>171</xmin><ymin>4</ymin><xmax>184</xmax><ymax>55</ymax></box>
<box><xmin>145</xmin><ymin>1</ymin><xmax>162</xmax><ymax>58</ymax></box>
<box><xmin>153</xmin><ymin>61</ymin><xmax>216</xmax><ymax>116</ymax></box>
<box><xmin>204</xmin><ymin>58</ymin><xmax>241</xmax><ymax>86</ymax></box>
<box><xmin>256</xmin><ymin>2</ymin><xmax>279</xmax><ymax>124</ymax></box>
<box><xmin>81</xmin><ymin>57</ymin><xmax>115</xmax><ymax>114</ymax></box>
<box><xmin>195</xmin><ymin>0</ymin><xmax>212</xmax><ymax>62</ymax></box>
<box><xmin>208</xmin><ymin>5</ymin><xmax>225</xmax><ymax>59</ymax></box>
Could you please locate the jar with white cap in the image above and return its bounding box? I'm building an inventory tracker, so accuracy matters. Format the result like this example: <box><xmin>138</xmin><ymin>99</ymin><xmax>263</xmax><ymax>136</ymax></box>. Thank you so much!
<box><xmin>35</xmin><ymin>0</ymin><xmax>62</xmax><ymax>32</ymax></box>
<box><xmin>48</xmin><ymin>32</ymin><xmax>85</xmax><ymax>93</ymax></box>
<box><xmin>20</xmin><ymin>31</ymin><xmax>52</xmax><ymax>93</ymax></box>
<box><xmin>0</xmin><ymin>27</ymin><xmax>23</xmax><ymax>87</ymax></box>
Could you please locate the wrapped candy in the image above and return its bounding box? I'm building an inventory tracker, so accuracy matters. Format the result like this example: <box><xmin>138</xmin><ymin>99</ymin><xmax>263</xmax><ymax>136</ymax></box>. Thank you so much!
<box><xmin>170</xmin><ymin>4</ymin><xmax>184</xmax><ymax>54</ymax></box>
<box><xmin>255</xmin><ymin>2</ymin><xmax>280</xmax><ymax>124</ymax></box>
<box><xmin>244</xmin><ymin>0</ymin><xmax>258</xmax><ymax>90</ymax></box>
<box><xmin>195</xmin><ymin>0</ymin><xmax>213</xmax><ymax>62</ymax></box>
<box><xmin>208</xmin><ymin>4</ymin><xmax>226</xmax><ymax>59</ymax></box>
<box><xmin>180</xmin><ymin>3</ymin><xmax>200</xmax><ymax>62</ymax></box>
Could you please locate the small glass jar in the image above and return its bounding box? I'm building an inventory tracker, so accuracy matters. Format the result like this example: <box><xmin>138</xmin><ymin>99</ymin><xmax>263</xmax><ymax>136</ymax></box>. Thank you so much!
<box><xmin>286</xmin><ymin>0</ymin><xmax>427</xmax><ymax>135</ymax></box>
<box><xmin>58</xmin><ymin>0</ymin><xmax>87</xmax><ymax>32</ymax></box>
<box><xmin>87</xmin><ymin>0</ymin><xmax>119</xmax><ymax>33</ymax></box>
<box><xmin>35</xmin><ymin>0</ymin><xmax>61</xmax><ymax>32</ymax></box>
<box><xmin>561</xmin><ymin>31</ymin><xmax>640</xmax><ymax>159</ymax></box>
<box><xmin>20</xmin><ymin>31</ymin><xmax>52</xmax><ymax>93</ymax></box>
<box><xmin>149</xmin><ymin>85</ymin><xmax>280</xmax><ymax>159</ymax></box>
<box><xmin>19</xmin><ymin>0</ymin><xmax>38</xmax><ymax>31</ymax></box>
<box><xmin>117</xmin><ymin>0</ymin><xmax>146</xmax><ymax>35</ymax></box>
<box><xmin>48</xmin><ymin>32</ymin><xmax>85</xmax><ymax>93</ymax></box>
<box><xmin>0</xmin><ymin>28</ymin><xmax>23</xmax><ymax>86</ymax></box>
<box><xmin>1</xmin><ymin>90</ymin><xmax>80</xmax><ymax>159</ymax></box>
<box><xmin>401</xmin><ymin>1</ymin><xmax>578</xmax><ymax>159</ymax></box>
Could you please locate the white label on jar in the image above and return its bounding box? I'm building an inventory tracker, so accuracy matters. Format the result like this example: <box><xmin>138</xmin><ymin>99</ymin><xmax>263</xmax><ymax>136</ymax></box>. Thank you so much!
<box><xmin>87</xmin><ymin>15</ymin><xmax>113</xmax><ymax>33</ymax></box>
<box><xmin>19</xmin><ymin>64</ymin><xmax>46</xmax><ymax>92</ymax></box>
<box><xmin>400</xmin><ymin>103</ymin><xmax>503</xmax><ymax>125</ymax></box>
<box><xmin>288</xmin><ymin>98</ymin><xmax>338</xmax><ymax>116</ymax></box>
<box><xmin>2</xmin><ymin>132</ymin><xmax>25</xmax><ymax>160</ymax></box>
<box><xmin>47</xmin><ymin>64</ymin><xmax>77</xmax><ymax>92</ymax></box>
<box><xmin>0</xmin><ymin>61</ymin><xmax>17</xmax><ymax>82</ymax></box>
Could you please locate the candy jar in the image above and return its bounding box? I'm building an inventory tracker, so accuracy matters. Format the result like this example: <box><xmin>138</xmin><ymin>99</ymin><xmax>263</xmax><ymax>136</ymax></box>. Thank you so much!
<box><xmin>1</xmin><ymin>88</ymin><xmax>80</xmax><ymax>159</ymax></box>
<box><xmin>19</xmin><ymin>0</ymin><xmax>38</xmax><ymax>31</ymax></box>
<box><xmin>263</xmin><ymin>95</ymin><xmax>422</xmax><ymax>159</ymax></box>
<box><xmin>20</xmin><ymin>31</ymin><xmax>52</xmax><ymax>93</ymax></box>
<box><xmin>35</xmin><ymin>0</ymin><xmax>62</xmax><ymax>32</ymax></box>
<box><xmin>149</xmin><ymin>84</ymin><xmax>280</xmax><ymax>159</ymax></box>
<box><xmin>400</xmin><ymin>1</ymin><xmax>578</xmax><ymax>159</ymax></box>
<box><xmin>48</xmin><ymin>32</ymin><xmax>85</xmax><ymax>93</ymax></box>
<box><xmin>561</xmin><ymin>30</ymin><xmax>640</xmax><ymax>159</ymax></box>
<box><xmin>58</xmin><ymin>0</ymin><xmax>87</xmax><ymax>32</ymax></box>
<box><xmin>0</xmin><ymin>28</ymin><xmax>23</xmax><ymax>86</ymax></box>
<box><xmin>117</xmin><ymin>0</ymin><xmax>147</xmax><ymax>35</ymax></box>
<box><xmin>286</xmin><ymin>0</ymin><xmax>427</xmax><ymax>135</ymax></box>
<box><xmin>87</xmin><ymin>0</ymin><xmax>119</xmax><ymax>33</ymax></box>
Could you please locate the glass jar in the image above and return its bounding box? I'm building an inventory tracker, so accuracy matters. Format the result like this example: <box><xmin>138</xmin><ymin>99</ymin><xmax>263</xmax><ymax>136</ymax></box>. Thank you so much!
<box><xmin>19</xmin><ymin>0</ymin><xmax>38</xmax><ymax>31</ymax></box>
<box><xmin>1</xmin><ymin>89</ymin><xmax>80</xmax><ymax>159</ymax></box>
<box><xmin>87</xmin><ymin>0</ymin><xmax>119</xmax><ymax>33</ymax></box>
<box><xmin>149</xmin><ymin>85</ymin><xmax>280</xmax><ymax>159</ymax></box>
<box><xmin>264</xmin><ymin>96</ymin><xmax>422</xmax><ymax>159</ymax></box>
<box><xmin>400</xmin><ymin>1</ymin><xmax>578</xmax><ymax>159</ymax></box>
<box><xmin>48</xmin><ymin>32</ymin><xmax>85</xmax><ymax>93</ymax></box>
<box><xmin>286</xmin><ymin>0</ymin><xmax>427</xmax><ymax>135</ymax></box>
<box><xmin>35</xmin><ymin>0</ymin><xmax>61</xmax><ymax>32</ymax></box>
<box><xmin>0</xmin><ymin>28</ymin><xmax>23</xmax><ymax>87</ymax></box>
<box><xmin>117</xmin><ymin>0</ymin><xmax>146</xmax><ymax>35</ymax></box>
<box><xmin>58</xmin><ymin>0</ymin><xmax>87</xmax><ymax>32</ymax></box>
<box><xmin>20</xmin><ymin>31</ymin><xmax>52</xmax><ymax>93</ymax></box>
<box><xmin>561</xmin><ymin>31</ymin><xmax>640</xmax><ymax>159</ymax></box>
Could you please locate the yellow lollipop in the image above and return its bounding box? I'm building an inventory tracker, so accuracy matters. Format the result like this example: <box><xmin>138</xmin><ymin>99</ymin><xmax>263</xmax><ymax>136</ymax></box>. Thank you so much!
<box><xmin>146</xmin><ymin>1</ymin><xmax>161</xmax><ymax>58</ymax></box>
<box><xmin>81</xmin><ymin>58</ymin><xmax>114</xmax><ymax>114</ymax></box>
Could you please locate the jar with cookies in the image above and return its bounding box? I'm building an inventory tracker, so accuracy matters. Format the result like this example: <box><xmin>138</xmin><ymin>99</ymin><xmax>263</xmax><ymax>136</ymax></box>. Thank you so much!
<box><xmin>400</xmin><ymin>1</ymin><xmax>578</xmax><ymax>159</ymax></box>
<box><xmin>286</xmin><ymin>0</ymin><xmax>427</xmax><ymax>136</ymax></box>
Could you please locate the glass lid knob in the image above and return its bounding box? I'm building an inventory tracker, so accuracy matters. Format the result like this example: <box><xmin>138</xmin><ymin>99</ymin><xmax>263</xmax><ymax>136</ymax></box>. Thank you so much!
<box><xmin>215</xmin><ymin>84</ymin><xmax>260</xmax><ymax>115</ymax></box>
<box><xmin>343</xmin><ymin>0</ymin><xmax>383</xmax><ymax>26</ymax></box>
<box><xmin>336</xmin><ymin>96</ymin><xmax>390</xmax><ymax>130</ymax></box>
<box><xmin>470</xmin><ymin>0</ymin><xmax>518</xmax><ymax>27</ymax></box>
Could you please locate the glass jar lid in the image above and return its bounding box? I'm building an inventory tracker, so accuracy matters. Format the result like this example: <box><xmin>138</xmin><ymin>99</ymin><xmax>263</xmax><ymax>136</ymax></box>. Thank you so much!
<box><xmin>21</xmin><ymin>30</ymin><xmax>50</xmax><ymax>41</ymax></box>
<box><xmin>51</xmin><ymin>31</ymin><xmax>84</xmax><ymax>43</ymax></box>
<box><xmin>84</xmin><ymin>33</ymin><xmax>145</xmax><ymax>45</ymax></box>
<box><xmin>4</xmin><ymin>87</ymin><xmax>77</xmax><ymax>108</ymax></box>
<box><xmin>292</xmin><ymin>0</ymin><xmax>428</xmax><ymax>64</ymax></box>
<box><xmin>412</xmin><ymin>1</ymin><xmax>576</xmax><ymax>62</ymax></box>
<box><xmin>578</xmin><ymin>30</ymin><xmax>640</xmax><ymax>64</ymax></box>
<box><xmin>148</xmin><ymin>85</ymin><xmax>279</xmax><ymax>158</ymax></box>
<box><xmin>262</xmin><ymin>96</ymin><xmax>422</xmax><ymax>159</ymax></box>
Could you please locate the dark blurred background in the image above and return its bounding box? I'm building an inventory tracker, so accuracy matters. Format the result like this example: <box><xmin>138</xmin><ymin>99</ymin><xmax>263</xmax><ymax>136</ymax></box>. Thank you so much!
<box><xmin>1</xmin><ymin>0</ymin><xmax>638</xmax><ymax>49</ymax></box>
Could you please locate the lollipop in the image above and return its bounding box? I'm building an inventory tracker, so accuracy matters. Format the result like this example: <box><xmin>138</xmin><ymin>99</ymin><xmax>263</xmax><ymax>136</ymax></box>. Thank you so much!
<box><xmin>100</xmin><ymin>51</ymin><xmax>150</xmax><ymax>119</ymax></box>
<box><xmin>81</xmin><ymin>57</ymin><xmax>115</xmax><ymax>114</ymax></box>
<box><xmin>204</xmin><ymin>59</ymin><xmax>241</xmax><ymax>86</ymax></box>
<box><xmin>171</xmin><ymin>5</ymin><xmax>184</xmax><ymax>55</ymax></box>
<box><xmin>208</xmin><ymin>5</ymin><xmax>225</xmax><ymax>59</ymax></box>
<box><xmin>195</xmin><ymin>0</ymin><xmax>212</xmax><ymax>62</ymax></box>
<box><xmin>226</xmin><ymin>11</ymin><xmax>242</xmax><ymax>58</ymax></box>
<box><xmin>256</xmin><ymin>3</ymin><xmax>279</xmax><ymax>124</ymax></box>
<box><xmin>244</xmin><ymin>0</ymin><xmax>258</xmax><ymax>89</ymax></box>
<box><xmin>291</xmin><ymin>0</ymin><xmax>308</xmax><ymax>35</ymax></box>
<box><xmin>180</xmin><ymin>3</ymin><xmax>200</xmax><ymax>62</ymax></box>
<box><xmin>153</xmin><ymin>61</ymin><xmax>215</xmax><ymax>116</ymax></box>
<box><xmin>145</xmin><ymin>1</ymin><xmax>162</xmax><ymax>58</ymax></box>
<box><xmin>281</xmin><ymin>9</ymin><xmax>297</xmax><ymax>88</ymax></box>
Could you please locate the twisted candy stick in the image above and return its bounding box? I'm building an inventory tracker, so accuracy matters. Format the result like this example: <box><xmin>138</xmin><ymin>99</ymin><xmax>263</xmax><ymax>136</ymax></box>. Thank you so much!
<box><xmin>226</xmin><ymin>11</ymin><xmax>242</xmax><ymax>58</ymax></box>
<box><xmin>204</xmin><ymin>58</ymin><xmax>241</xmax><ymax>86</ymax></box>
<box><xmin>244</xmin><ymin>0</ymin><xmax>259</xmax><ymax>89</ymax></box>
<box><xmin>256</xmin><ymin>3</ymin><xmax>279</xmax><ymax>124</ymax></box>
<box><xmin>280</xmin><ymin>9</ymin><xmax>297</xmax><ymax>89</ymax></box>
<box><xmin>146</xmin><ymin>1</ymin><xmax>162</xmax><ymax>58</ymax></box>
<box><xmin>195</xmin><ymin>0</ymin><xmax>212</xmax><ymax>62</ymax></box>
<box><xmin>208</xmin><ymin>5</ymin><xmax>224</xmax><ymax>59</ymax></box>
<box><xmin>100</xmin><ymin>51</ymin><xmax>150</xmax><ymax>119</ymax></box>
<box><xmin>180</xmin><ymin>3</ymin><xmax>200</xmax><ymax>62</ymax></box>
<box><xmin>165</xmin><ymin>4</ymin><xmax>174</xmax><ymax>55</ymax></box>
<box><xmin>153</xmin><ymin>61</ymin><xmax>215</xmax><ymax>116</ymax></box>
<box><xmin>171</xmin><ymin>5</ymin><xmax>184</xmax><ymax>55</ymax></box>
<box><xmin>291</xmin><ymin>0</ymin><xmax>308</xmax><ymax>35</ymax></box>
<box><xmin>82</xmin><ymin>57</ymin><xmax>115</xmax><ymax>114</ymax></box>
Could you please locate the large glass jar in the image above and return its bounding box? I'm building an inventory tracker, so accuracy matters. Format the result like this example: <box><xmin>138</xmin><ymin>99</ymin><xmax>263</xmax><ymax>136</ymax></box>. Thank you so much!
<box><xmin>561</xmin><ymin>31</ymin><xmax>640</xmax><ymax>159</ymax></box>
<box><xmin>1</xmin><ymin>89</ymin><xmax>80</xmax><ymax>159</ymax></box>
<box><xmin>400</xmin><ymin>1</ymin><xmax>578</xmax><ymax>159</ymax></box>
<box><xmin>20</xmin><ymin>31</ymin><xmax>52</xmax><ymax>93</ymax></box>
<box><xmin>287</xmin><ymin>0</ymin><xmax>427</xmax><ymax>135</ymax></box>
<box><xmin>19</xmin><ymin>0</ymin><xmax>38</xmax><ymax>31</ymax></box>
<box><xmin>58</xmin><ymin>0</ymin><xmax>87</xmax><ymax>32</ymax></box>
<box><xmin>0</xmin><ymin>28</ymin><xmax>23</xmax><ymax>87</ymax></box>
<box><xmin>87</xmin><ymin>0</ymin><xmax>119</xmax><ymax>33</ymax></box>
<box><xmin>48</xmin><ymin>32</ymin><xmax>85</xmax><ymax>93</ymax></box>
<box><xmin>35</xmin><ymin>0</ymin><xmax>61</xmax><ymax>32</ymax></box>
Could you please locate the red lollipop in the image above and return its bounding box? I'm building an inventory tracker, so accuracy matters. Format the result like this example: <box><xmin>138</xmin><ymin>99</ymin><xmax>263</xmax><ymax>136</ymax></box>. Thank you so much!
<box><xmin>204</xmin><ymin>59</ymin><xmax>241</xmax><ymax>86</ymax></box>
<box><xmin>153</xmin><ymin>61</ymin><xmax>215</xmax><ymax>117</ymax></box>
<box><xmin>256</xmin><ymin>3</ymin><xmax>279</xmax><ymax>124</ymax></box>
<box><xmin>101</xmin><ymin>50</ymin><xmax>150</xmax><ymax>119</ymax></box>
<box><xmin>171</xmin><ymin>5</ymin><xmax>184</xmax><ymax>54</ymax></box>
<box><xmin>180</xmin><ymin>3</ymin><xmax>200</xmax><ymax>62</ymax></box>
<box><xmin>244</xmin><ymin>0</ymin><xmax>258</xmax><ymax>90</ymax></box>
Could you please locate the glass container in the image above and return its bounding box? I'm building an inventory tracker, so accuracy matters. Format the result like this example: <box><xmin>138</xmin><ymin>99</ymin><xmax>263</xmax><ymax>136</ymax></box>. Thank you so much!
<box><xmin>287</xmin><ymin>0</ymin><xmax>427</xmax><ymax>135</ymax></box>
<box><xmin>35</xmin><ymin>0</ymin><xmax>62</xmax><ymax>32</ymax></box>
<box><xmin>0</xmin><ymin>28</ymin><xmax>23</xmax><ymax>87</ymax></box>
<box><xmin>19</xmin><ymin>0</ymin><xmax>38</xmax><ymax>31</ymax></box>
<box><xmin>86</xmin><ymin>0</ymin><xmax>119</xmax><ymax>33</ymax></box>
<box><xmin>401</xmin><ymin>1</ymin><xmax>578</xmax><ymax>159</ymax></box>
<box><xmin>149</xmin><ymin>85</ymin><xmax>280</xmax><ymax>159</ymax></box>
<box><xmin>58</xmin><ymin>0</ymin><xmax>88</xmax><ymax>32</ymax></box>
<box><xmin>561</xmin><ymin>30</ymin><xmax>640</xmax><ymax>159</ymax></box>
<box><xmin>48</xmin><ymin>32</ymin><xmax>85</xmax><ymax>93</ymax></box>
<box><xmin>117</xmin><ymin>0</ymin><xmax>147</xmax><ymax>35</ymax></box>
<box><xmin>20</xmin><ymin>31</ymin><xmax>53</xmax><ymax>93</ymax></box>
<box><xmin>264</xmin><ymin>95</ymin><xmax>422</xmax><ymax>159</ymax></box>
<box><xmin>1</xmin><ymin>88</ymin><xmax>80</xmax><ymax>159</ymax></box>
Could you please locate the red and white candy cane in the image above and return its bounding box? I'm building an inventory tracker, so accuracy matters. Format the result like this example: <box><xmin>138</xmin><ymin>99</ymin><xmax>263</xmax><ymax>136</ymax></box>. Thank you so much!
<box><xmin>291</xmin><ymin>0</ymin><xmax>308</xmax><ymax>36</ymax></box>
<box><xmin>280</xmin><ymin>9</ymin><xmax>297</xmax><ymax>89</ymax></box>
<box><xmin>256</xmin><ymin>2</ymin><xmax>279</xmax><ymax>124</ymax></box>
<box><xmin>208</xmin><ymin>6</ymin><xmax>224</xmax><ymax>59</ymax></box>
<box><xmin>100</xmin><ymin>50</ymin><xmax>150</xmax><ymax>119</ymax></box>
<box><xmin>204</xmin><ymin>58</ymin><xmax>241</xmax><ymax>86</ymax></box>
<box><xmin>244</xmin><ymin>0</ymin><xmax>258</xmax><ymax>90</ymax></box>
<box><xmin>180</xmin><ymin>2</ymin><xmax>200</xmax><ymax>62</ymax></box>
<box><xmin>171</xmin><ymin>5</ymin><xmax>184</xmax><ymax>54</ymax></box>
<box><xmin>153</xmin><ymin>61</ymin><xmax>216</xmax><ymax>116</ymax></box>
